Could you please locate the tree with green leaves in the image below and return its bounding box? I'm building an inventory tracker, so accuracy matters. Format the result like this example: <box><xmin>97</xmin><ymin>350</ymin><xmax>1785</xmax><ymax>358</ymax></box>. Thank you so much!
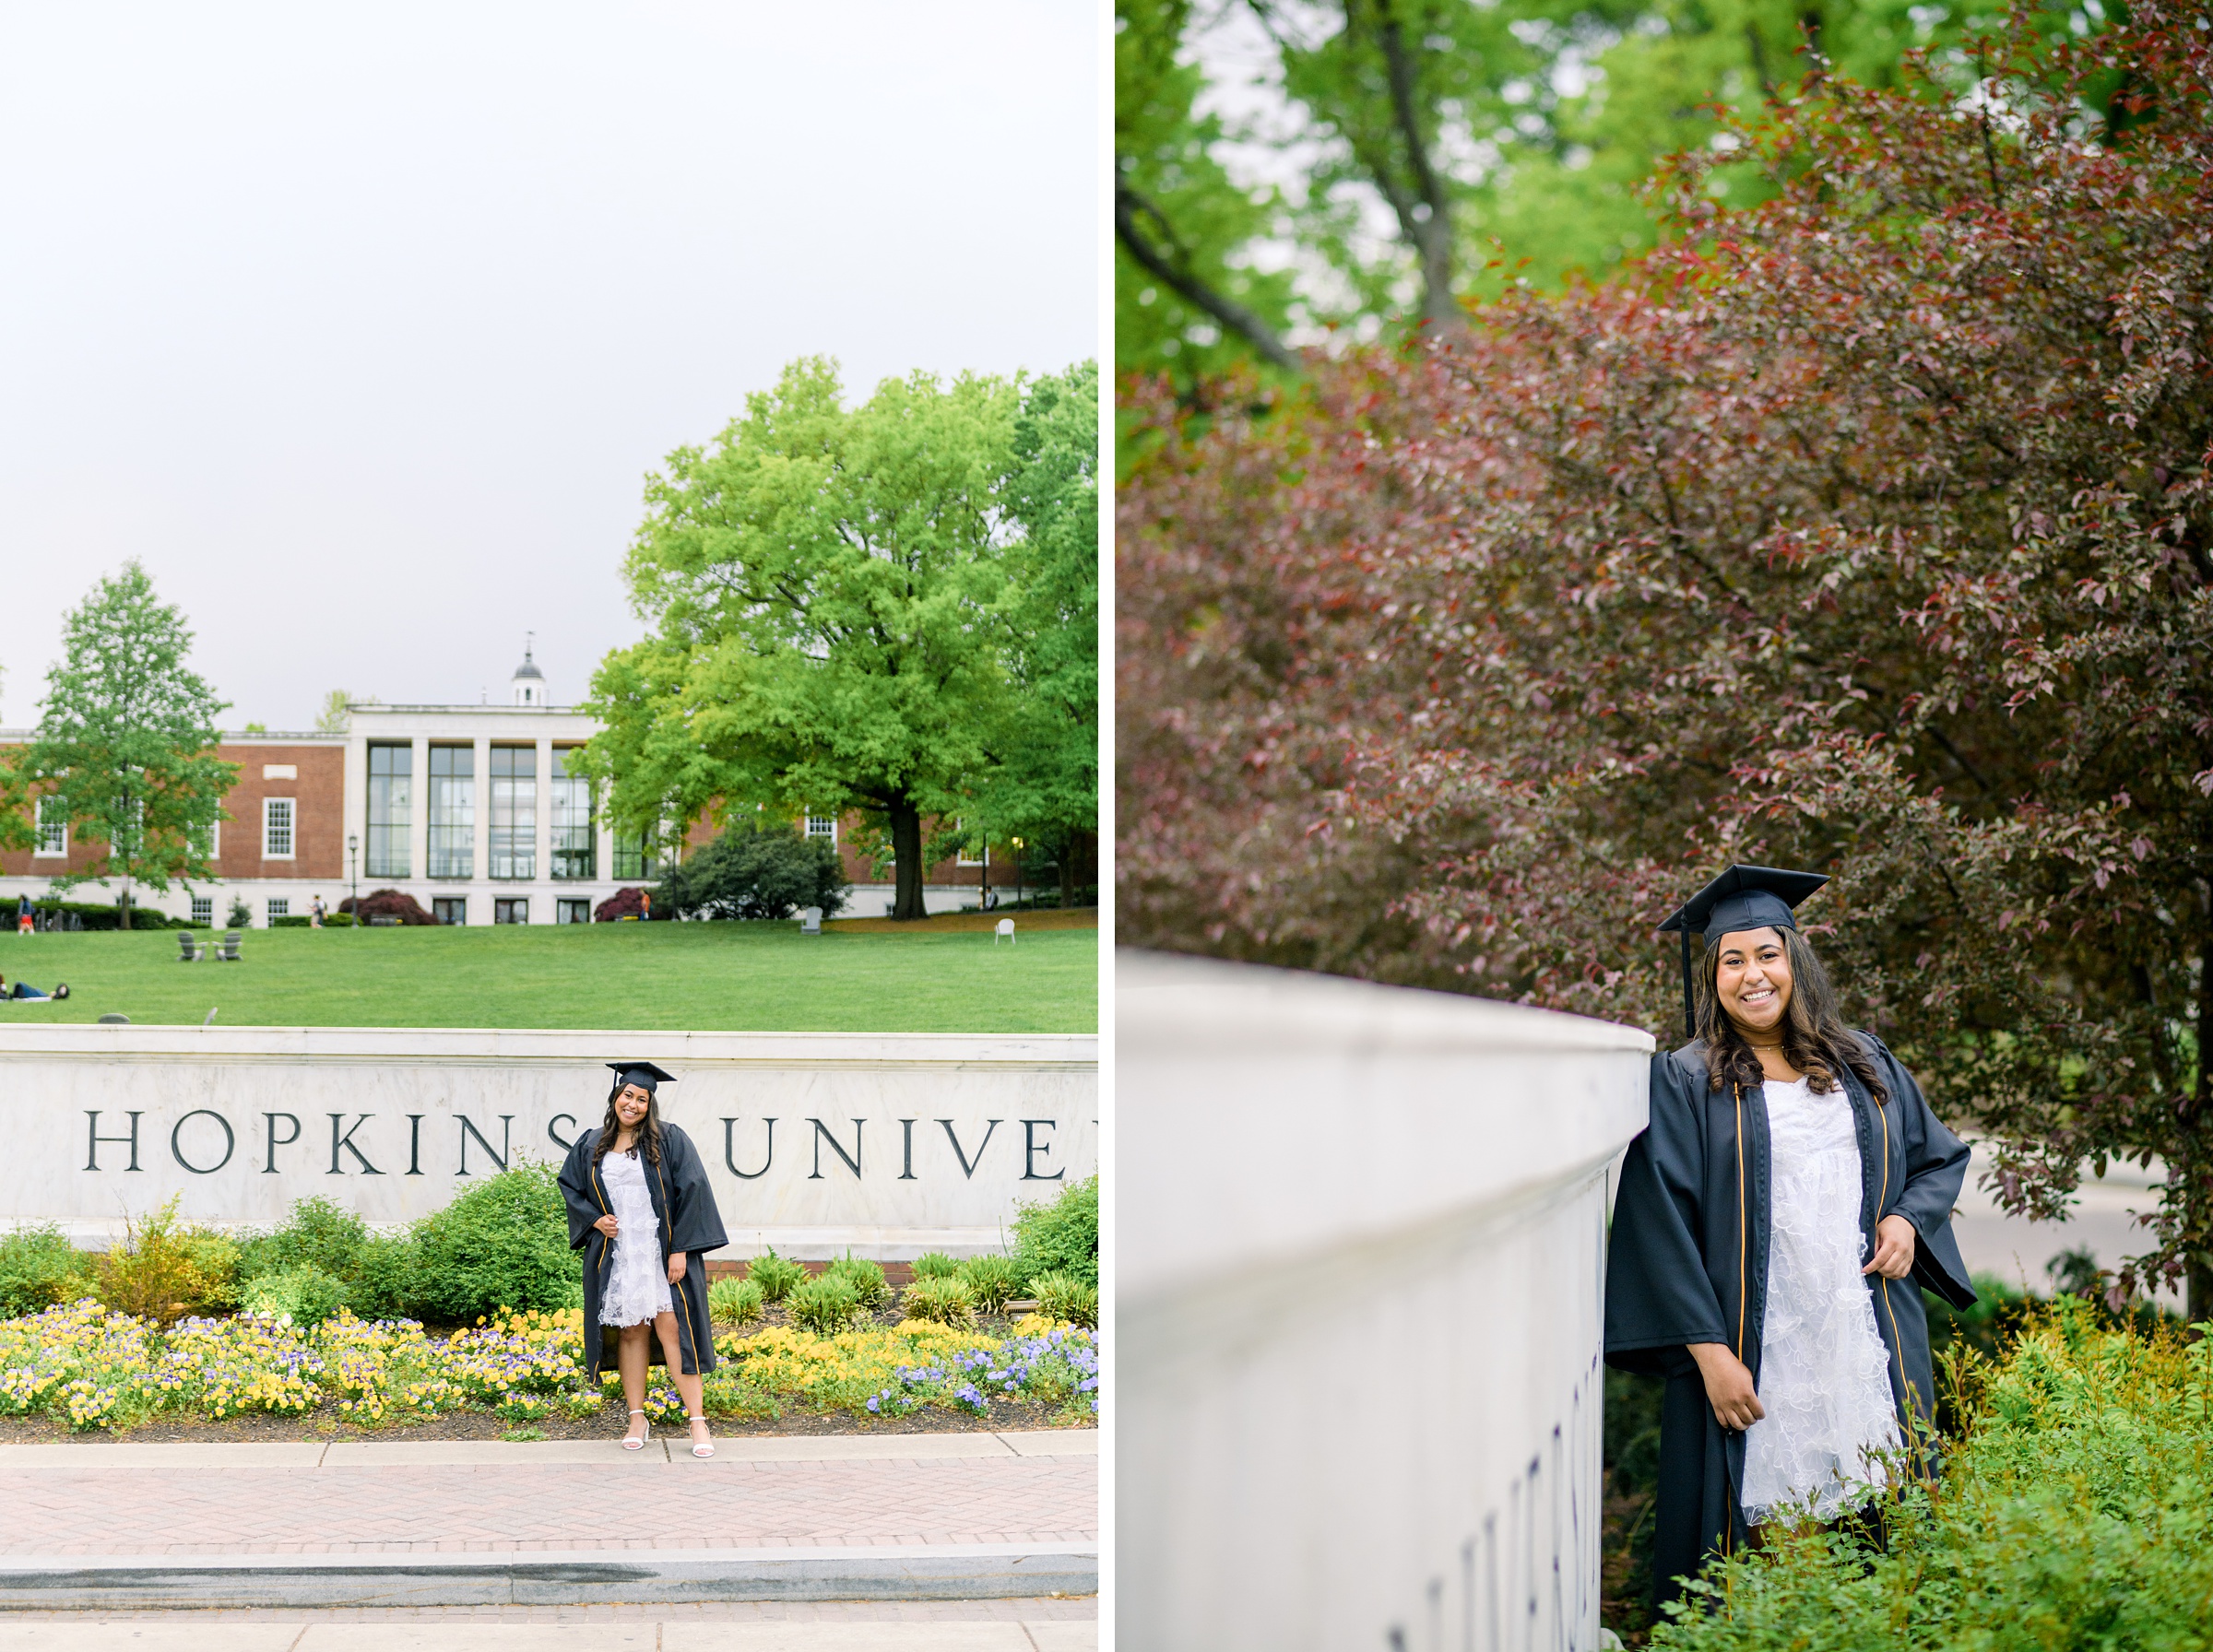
<box><xmin>574</xmin><ymin>359</ymin><xmax>1023</xmax><ymax>922</ymax></box>
<box><xmin>975</xmin><ymin>362</ymin><xmax>1100</xmax><ymax>908</ymax></box>
<box><xmin>23</xmin><ymin>563</ymin><xmax>235</xmax><ymax>927</ymax></box>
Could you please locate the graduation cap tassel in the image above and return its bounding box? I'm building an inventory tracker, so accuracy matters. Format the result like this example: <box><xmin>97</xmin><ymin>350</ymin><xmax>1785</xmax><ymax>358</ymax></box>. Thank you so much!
<box><xmin>1681</xmin><ymin>926</ymin><xmax>1694</xmax><ymax>1042</ymax></box>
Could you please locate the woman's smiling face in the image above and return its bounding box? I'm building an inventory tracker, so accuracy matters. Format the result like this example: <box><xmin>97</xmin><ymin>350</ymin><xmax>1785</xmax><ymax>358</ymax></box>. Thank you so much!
<box><xmin>1714</xmin><ymin>926</ymin><xmax>1793</xmax><ymax>1035</ymax></box>
<box><xmin>615</xmin><ymin>1084</ymin><xmax>653</xmax><ymax>1127</ymax></box>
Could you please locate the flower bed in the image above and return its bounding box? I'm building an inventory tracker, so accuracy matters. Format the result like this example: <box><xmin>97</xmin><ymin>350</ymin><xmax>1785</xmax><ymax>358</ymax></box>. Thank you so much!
<box><xmin>0</xmin><ymin>1300</ymin><xmax>1099</xmax><ymax>1434</ymax></box>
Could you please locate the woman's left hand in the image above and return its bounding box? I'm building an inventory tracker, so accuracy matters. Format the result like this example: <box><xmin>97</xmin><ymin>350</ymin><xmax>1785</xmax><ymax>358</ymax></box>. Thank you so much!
<box><xmin>1863</xmin><ymin>1214</ymin><xmax>1918</xmax><ymax>1280</ymax></box>
<box><xmin>666</xmin><ymin>1250</ymin><xmax>687</xmax><ymax>1285</ymax></box>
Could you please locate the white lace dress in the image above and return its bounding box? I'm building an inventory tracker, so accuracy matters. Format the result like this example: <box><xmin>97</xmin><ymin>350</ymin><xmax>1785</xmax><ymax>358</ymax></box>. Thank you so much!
<box><xmin>1740</xmin><ymin>1075</ymin><xmax>1901</xmax><ymax>1523</ymax></box>
<box><xmin>598</xmin><ymin>1149</ymin><xmax>672</xmax><ymax>1328</ymax></box>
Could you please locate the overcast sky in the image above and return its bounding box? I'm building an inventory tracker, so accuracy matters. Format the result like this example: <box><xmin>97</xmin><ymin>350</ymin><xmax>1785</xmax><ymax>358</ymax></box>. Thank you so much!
<box><xmin>0</xmin><ymin>3</ymin><xmax>1097</xmax><ymax>730</ymax></box>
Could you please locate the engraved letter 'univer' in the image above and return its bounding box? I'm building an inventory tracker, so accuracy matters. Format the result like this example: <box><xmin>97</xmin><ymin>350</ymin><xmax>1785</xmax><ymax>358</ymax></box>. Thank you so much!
<box><xmin>723</xmin><ymin>1116</ymin><xmax>775</xmax><ymax>1179</ymax></box>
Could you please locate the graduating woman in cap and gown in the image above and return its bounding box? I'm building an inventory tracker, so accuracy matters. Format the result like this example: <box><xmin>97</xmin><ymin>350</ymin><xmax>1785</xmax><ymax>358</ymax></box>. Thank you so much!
<box><xmin>558</xmin><ymin>1062</ymin><xmax>728</xmax><ymax>1457</ymax></box>
<box><xmin>1604</xmin><ymin>867</ymin><xmax>1977</xmax><ymax>1606</ymax></box>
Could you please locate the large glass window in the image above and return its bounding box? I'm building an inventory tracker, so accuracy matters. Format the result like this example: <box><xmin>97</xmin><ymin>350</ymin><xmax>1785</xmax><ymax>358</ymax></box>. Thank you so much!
<box><xmin>612</xmin><ymin>823</ymin><xmax>667</xmax><ymax>880</ymax></box>
<box><xmin>263</xmin><ymin>797</ymin><xmax>295</xmax><ymax>859</ymax></box>
<box><xmin>366</xmin><ymin>744</ymin><xmax>411</xmax><ymax>878</ymax></box>
<box><xmin>550</xmin><ymin>749</ymin><xmax>594</xmax><ymax>880</ymax></box>
<box><xmin>428</xmin><ymin>747</ymin><xmax>475</xmax><ymax>879</ymax></box>
<box><xmin>805</xmin><ymin>813</ymin><xmax>836</xmax><ymax>844</ymax></box>
<box><xmin>489</xmin><ymin>747</ymin><xmax>536</xmax><ymax>880</ymax></box>
<box><xmin>33</xmin><ymin>797</ymin><xmax>67</xmax><ymax>857</ymax></box>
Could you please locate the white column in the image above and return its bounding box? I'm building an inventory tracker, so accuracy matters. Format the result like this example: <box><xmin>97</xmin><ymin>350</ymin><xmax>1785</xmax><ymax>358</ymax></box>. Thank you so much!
<box><xmin>536</xmin><ymin>735</ymin><xmax>553</xmax><ymax>917</ymax></box>
<box><xmin>408</xmin><ymin>735</ymin><xmax>430</xmax><ymax>885</ymax></box>
<box><xmin>472</xmin><ymin>735</ymin><xmax>491</xmax><ymax>914</ymax></box>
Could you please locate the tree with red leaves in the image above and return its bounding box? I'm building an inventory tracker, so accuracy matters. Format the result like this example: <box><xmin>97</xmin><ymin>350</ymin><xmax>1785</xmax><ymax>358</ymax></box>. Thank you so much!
<box><xmin>1119</xmin><ymin>1</ymin><xmax>2213</xmax><ymax>1316</ymax></box>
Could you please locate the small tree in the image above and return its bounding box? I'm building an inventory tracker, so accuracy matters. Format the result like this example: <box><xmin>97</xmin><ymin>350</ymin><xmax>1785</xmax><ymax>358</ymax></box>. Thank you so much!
<box><xmin>24</xmin><ymin>564</ymin><xmax>235</xmax><ymax>928</ymax></box>
<box><xmin>315</xmin><ymin>690</ymin><xmax>350</xmax><ymax>735</ymax></box>
<box><xmin>657</xmin><ymin>823</ymin><xmax>849</xmax><ymax>921</ymax></box>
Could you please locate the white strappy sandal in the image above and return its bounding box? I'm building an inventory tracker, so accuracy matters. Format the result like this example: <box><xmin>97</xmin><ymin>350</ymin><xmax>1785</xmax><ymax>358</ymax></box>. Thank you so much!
<box><xmin>622</xmin><ymin>1410</ymin><xmax>650</xmax><ymax>1450</ymax></box>
<box><xmin>688</xmin><ymin>1415</ymin><xmax>715</xmax><ymax>1458</ymax></box>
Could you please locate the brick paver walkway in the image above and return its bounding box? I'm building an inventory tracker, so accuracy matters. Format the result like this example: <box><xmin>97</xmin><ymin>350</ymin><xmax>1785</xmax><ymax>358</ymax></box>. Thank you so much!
<box><xmin>0</xmin><ymin>1439</ymin><xmax>1096</xmax><ymax>1559</ymax></box>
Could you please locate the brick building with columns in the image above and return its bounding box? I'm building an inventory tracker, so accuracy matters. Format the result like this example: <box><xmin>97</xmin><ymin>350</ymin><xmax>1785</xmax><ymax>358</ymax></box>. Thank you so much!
<box><xmin>0</xmin><ymin>651</ymin><xmax>1010</xmax><ymax>925</ymax></box>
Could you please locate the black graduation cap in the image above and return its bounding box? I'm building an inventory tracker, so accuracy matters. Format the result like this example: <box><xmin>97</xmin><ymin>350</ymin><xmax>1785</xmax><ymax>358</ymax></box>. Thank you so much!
<box><xmin>607</xmin><ymin>1061</ymin><xmax>677</xmax><ymax>1094</ymax></box>
<box><xmin>1657</xmin><ymin>865</ymin><xmax>1829</xmax><ymax>1040</ymax></box>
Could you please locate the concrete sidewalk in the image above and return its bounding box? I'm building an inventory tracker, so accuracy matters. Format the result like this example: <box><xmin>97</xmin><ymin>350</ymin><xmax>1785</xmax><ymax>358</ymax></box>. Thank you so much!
<box><xmin>0</xmin><ymin>1432</ymin><xmax>1098</xmax><ymax>1612</ymax></box>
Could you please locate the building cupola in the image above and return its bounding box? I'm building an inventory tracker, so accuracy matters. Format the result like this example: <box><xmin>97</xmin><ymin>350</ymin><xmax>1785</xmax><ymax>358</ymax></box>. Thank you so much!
<box><xmin>512</xmin><ymin>635</ymin><xmax>546</xmax><ymax>707</ymax></box>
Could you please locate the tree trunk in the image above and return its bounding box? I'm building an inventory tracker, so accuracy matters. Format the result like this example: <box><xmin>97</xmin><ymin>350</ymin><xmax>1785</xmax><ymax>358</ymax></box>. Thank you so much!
<box><xmin>119</xmin><ymin>874</ymin><xmax>132</xmax><ymax>931</ymax></box>
<box><xmin>1059</xmin><ymin>829</ymin><xmax>1074</xmax><ymax>912</ymax></box>
<box><xmin>2192</xmin><ymin>927</ymin><xmax>2213</xmax><ymax>1326</ymax></box>
<box><xmin>889</xmin><ymin>797</ymin><xmax>926</xmax><ymax>922</ymax></box>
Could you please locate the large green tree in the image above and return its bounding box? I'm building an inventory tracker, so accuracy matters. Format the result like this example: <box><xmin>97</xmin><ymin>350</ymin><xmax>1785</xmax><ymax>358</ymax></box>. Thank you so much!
<box><xmin>575</xmin><ymin>359</ymin><xmax>1023</xmax><ymax>922</ymax></box>
<box><xmin>976</xmin><ymin>361</ymin><xmax>1100</xmax><ymax>907</ymax></box>
<box><xmin>24</xmin><ymin>562</ymin><xmax>235</xmax><ymax>926</ymax></box>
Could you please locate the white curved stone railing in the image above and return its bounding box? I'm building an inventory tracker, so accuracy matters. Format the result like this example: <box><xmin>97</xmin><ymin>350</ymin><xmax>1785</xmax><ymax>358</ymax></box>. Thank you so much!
<box><xmin>1118</xmin><ymin>950</ymin><xmax>1652</xmax><ymax>1652</ymax></box>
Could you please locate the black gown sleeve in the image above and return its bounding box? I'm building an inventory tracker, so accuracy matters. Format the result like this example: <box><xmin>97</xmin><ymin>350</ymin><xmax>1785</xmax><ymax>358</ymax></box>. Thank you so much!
<box><xmin>659</xmin><ymin>1126</ymin><xmax>729</xmax><ymax>1256</ymax></box>
<box><xmin>1605</xmin><ymin>1052</ymin><xmax>1730</xmax><ymax>1374</ymax></box>
<box><xmin>1864</xmin><ymin>1035</ymin><xmax>1977</xmax><ymax>1308</ymax></box>
<box><xmin>557</xmin><ymin>1136</ymin><xmax>605</xmax><ymax>1251</ymax></box>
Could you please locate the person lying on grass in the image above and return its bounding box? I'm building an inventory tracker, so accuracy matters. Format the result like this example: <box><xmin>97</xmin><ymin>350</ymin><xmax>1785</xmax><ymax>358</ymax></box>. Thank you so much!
<box><xmin>557</xmin><ymin>1060</ymin><xmax>728</xmax><ymax>1457</ymax></box>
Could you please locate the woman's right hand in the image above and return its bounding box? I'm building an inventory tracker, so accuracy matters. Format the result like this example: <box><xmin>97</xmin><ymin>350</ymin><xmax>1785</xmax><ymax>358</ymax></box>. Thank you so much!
<box><xmin>594</xmin><ymin>1214</ymin><xmax>620</xmax><ymax>1238</ymax></box>
<box><xmin>1687</xmin><ymin>1342</ymin><xmax>1765</xmax><ymax>1432</ymax></box>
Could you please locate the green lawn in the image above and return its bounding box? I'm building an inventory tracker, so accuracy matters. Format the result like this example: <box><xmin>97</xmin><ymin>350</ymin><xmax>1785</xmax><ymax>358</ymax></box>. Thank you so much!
<box><xmin>0</xmin><ymin>921</ymin><xmax>1096</xmax><ymax>1033</ymax></box>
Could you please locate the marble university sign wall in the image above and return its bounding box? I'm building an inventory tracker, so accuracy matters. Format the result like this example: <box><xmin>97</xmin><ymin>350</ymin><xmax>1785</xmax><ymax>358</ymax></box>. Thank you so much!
<box><xmin>1118</xmin><ymin>952</ymin><xmax>1651</xmax><ymax>1652</ymax></box>
<box><xmin>0</xmin><ymin>1026</ymin><xmax>1097</xmax><ymax>1257</ymax></box>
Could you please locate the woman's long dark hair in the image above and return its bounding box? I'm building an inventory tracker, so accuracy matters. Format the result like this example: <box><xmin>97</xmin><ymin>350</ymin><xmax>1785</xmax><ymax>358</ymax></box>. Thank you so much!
<box><xmin>593</xmin><ymin>1078</ymin><xmax>664</xmax><ymax>1165</ymax></box>
<box><xmin>1694</xmin><ymin>926</ymin><xmax>1888</xmax><ymax>1104</ymax></box>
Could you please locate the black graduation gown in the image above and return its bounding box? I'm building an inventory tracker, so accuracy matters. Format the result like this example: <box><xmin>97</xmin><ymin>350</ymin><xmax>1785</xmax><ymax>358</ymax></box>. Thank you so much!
<box><xmin>557</xmin><ymin>1122</ymin><xmax>728</xmax><ymax>1380</ymax></box>
<box><xmin>1604</xmin><ymin>1033</ymin><xmax>1975</xmax><ymax>1605</ymax></box>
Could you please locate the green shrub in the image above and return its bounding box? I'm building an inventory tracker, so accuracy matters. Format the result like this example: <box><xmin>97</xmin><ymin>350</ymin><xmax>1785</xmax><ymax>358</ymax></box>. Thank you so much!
<box><xmin>901</xmin><ymin>1275</ymin><xmax>976</xmax><ymax>1328</ymax></box>
<box><xmin>957</xmin><ymin>1254</ymin><xmax>1024</xmax><ymax>1315</ymax></box>
<box><xmin>1011</xmin><ymin>1174</ymin><xmax>1096</xmax><ymax>1290</ymax></box>
<box><xmin>709</xmin><ymin>1276</ymin><xmax>765</xmax><ymax>1327</ymax></box>
<box><xmin>349</xmin><ymin>1234</ymin><xmax>425</xmax><ymax>1321</ymax></box>
<box><xmin>242</xmin><ymin>1264</ymin><xmax>347</xmax><ymax>1328</ymax></box>
<box><xmin>0</xmin><ymin>1226</ymin><xmax>96</xmax><ymax>1318</ymax></box>
<box><xmin>1030</xmin><ymin>1270</ymin><xmax>1097</xmax><ymax>1328</ymax></box>
<box><xmin>824</xmin><ymin>1254</ymin><xmax>891</xmax><ymax>1312</ymax></box>
<box><xmin>1642</xmin><ymin>1301</ymin><xmax>2209</xmax><ymax>1650</ymax></box>
<box><xmin>746</xmin><ymin>1249</ymin><xmax>806</xmax><ymax>1303</ymax></box>
<box><xmin>239</xmin><ymin>1198</ymin><xmax>372</xmax><ymax>1285</ymax></box>
<box><xmin>94</xmin><ymin>1198</ymin><xmax>238</xmax><ymax>1325</ymax></box>
<box><xmin>787</xmin><ymin>1273</ymin><xmax>863</xmax><ymax>1335</ymax></box>
<box><xmin>909</xmin><ymin>1251</ymin><xmax>960</xmax><ymax>1280</ymax></box>
<box><xmin>410</xmin><ymin>1164</ymin><xmax>580</xmax><ymax>1321</ymax></box>
<box><xmin>656</xmin><ymin>823</ymin><xmax>850</xmax><ymax>920</ymax></box>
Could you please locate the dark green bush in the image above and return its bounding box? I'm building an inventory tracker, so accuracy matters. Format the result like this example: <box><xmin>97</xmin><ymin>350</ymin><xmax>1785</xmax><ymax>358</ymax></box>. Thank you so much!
<box><xmin>30</xmin><ymin>900</ymin><xmax>194</xmax><ymax>931</ymax></box>
<box><xmin>746</xmin><ymin>1249</ymin><xmax>806</xmax><ymax>1302</ymax></box>
<box><xmin>350</xmin><ymin>1233</ymin><xmax>426</xmax><ymax>1320</ymax></box>
<box><xmin>957</xmin><ymin>1253</ymin><xmax>1024</xmax><ymax>1314</ymax></box>
<box><xmin>656</xmin><ymin>823</ymin><xmax>850</xmax><ymax>921</ymax></box>
<box><xmin>0</xmin><ymin>1226</ymin><xmax>95</xmax><ymax>1317</ymax></box>
<box><xmin>239</xmin><ymin>1198</ymin><xmax>372</xmax><ymax>1284</ymax></box>
<box><xmin>824</xmin><ymin>1254</ymin><xmax>891</xmax><ymax>1311</ymax></box>
<box><xmin>787</xmin><ymin>1273</ymin><xmax>863</xmax><ymax>1335</ymax></box>
<box><xmin>409</xmin><ymin>1163</ymin><xmax>580</xmax><ymax>1320</ymax></box>
<box><xmin>1011</xmin><ymin>1174</ymin><xmax>1096</xmax><ymax>1290</ymax></box>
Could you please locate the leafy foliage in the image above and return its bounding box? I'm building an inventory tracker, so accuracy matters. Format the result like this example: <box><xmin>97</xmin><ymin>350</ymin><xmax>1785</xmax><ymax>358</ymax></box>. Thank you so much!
<box><xmin>910</xmin><ymin>1251</ymin><xmax>961</xmax><ymax>1280</ymax></box>
<box><xmin>95</xmin><ymin>1199</ymin><xmax>238</xmax><ymax>1325</ymax></box>
<box><xmin>0</xmin><ymin>1227</ymin><xmax>95</xmax><ymax>1318</ymax></box>
<box><xmin>786</xmin><ymin>1272</ymin><xmax>865</xmax><ymax>1336</ymax></box>
<box><xmin>1121</xmin><ymin>1</ymin><xmax>2213</xmax><ymax>1311</ymax></box>
<box><xmin>657</xmin><ymin>822</ymin><xmax>848</xmax><ymax>921</ymax></box>
<box><xmin>1011</xmin><ymin>1174</ymin><xmax>1099</xmax><ymax>1290</ymax></box>
<box><xmin>707</xmin><ymin>1275</ymin><xmax>764</xmax><ymax>1327</ymax></box>
<box><xmin>242</xmin><ymin>1265</ymin><xmax>348</xmax><ymax>1328</ymax></box>
<box><xmin>957</xmin><ymin>1254</ymin><xmax>1026</xmax><ymax>1315</ymax></box>
<box><xmin>1643</xmin><ymin>1303</ymin><xmax>2213</xmax><ymax>1649</ymax></box>
<box><xmin>1029</xmin><ymin>1270</ymin><xmax>1100</xmax><ymax>1329</ymax></box>
<box><xmin>337</xmin><ymin>889</ymin><xmax>435</xmax><ymax>926</ymax></box>
<box><xmin>409</xmin><ymin>1165</ymin><xmax>581</xmax><ymax>1321</ymax></box>
<box><xmin>823</xmin><ymin>1254</ymin><xmax>893</xmax><ymax>1312</ymax></box>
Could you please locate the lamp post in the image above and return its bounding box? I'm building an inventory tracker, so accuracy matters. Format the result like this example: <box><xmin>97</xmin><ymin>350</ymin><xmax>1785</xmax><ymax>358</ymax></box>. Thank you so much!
<box><xmin>346</xmin><ymin>834</ymin><xmax>359</xmax><ymax>928</ymax></box>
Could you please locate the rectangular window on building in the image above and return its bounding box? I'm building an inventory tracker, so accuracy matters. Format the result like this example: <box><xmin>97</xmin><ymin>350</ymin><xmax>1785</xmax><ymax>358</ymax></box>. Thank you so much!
<box><xmin>612</xmin><ymin>823</ymin><xmax>666</xmax><ymax>881</ymax></box>
<box><xmin>432</xmin><ymin>897</ymin><xmax>467</xmax><ymax>926</ymax></box>
<box><xmin>550</xmin><ymin>749</ymin><xmax>595</xmax><ymax>880</ymax></box>
<box><xmin>805</xmin><ymin>813</ymin><xmax>836</xmax><ymax>844</ymax></box>
<box><xmin>266</xmin><ymin>898</ymin><xmax>290</xmax><ymax>925</ymax></box>
<box><xmin>33</xmin><ymin>797</ymin><xmax>67</xmax><ymax>857</ymax></box>
<box><xmin>494</xmin><ymin>897</ymin><xmax>529</xmax><ymax>925</ymax></box>
<box><xmin>263</xmin><ymin>797</ymin><xmax>295</xmax><ymax>859</ymax></box>
<box><xmin>367</xmin><ymin>743</ymin><xmax>412</xmax><ymax>878</ymax></box>
<box><xmin>556</xmin><ymin>897</ymin><xmax>590</xmax><ymax>925</ymax></box>
<box><xmin>489</xmin><ymin>747</ymin><xmax>536</xmax><ymax>880</ymax></box>
<box><xmin>428</xmin><ymin>747</ymin><xmax>474</xmax><ymax>879</ymax></box>
<box><xmin>193</xmin><ymin>819</ymin><xmax>220</xmax><ymax>861</ymax></box>
<box><xmin>191</xmin><ymin>897</ymin><xmax>213</xmax><ymax>926</ymax></box>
